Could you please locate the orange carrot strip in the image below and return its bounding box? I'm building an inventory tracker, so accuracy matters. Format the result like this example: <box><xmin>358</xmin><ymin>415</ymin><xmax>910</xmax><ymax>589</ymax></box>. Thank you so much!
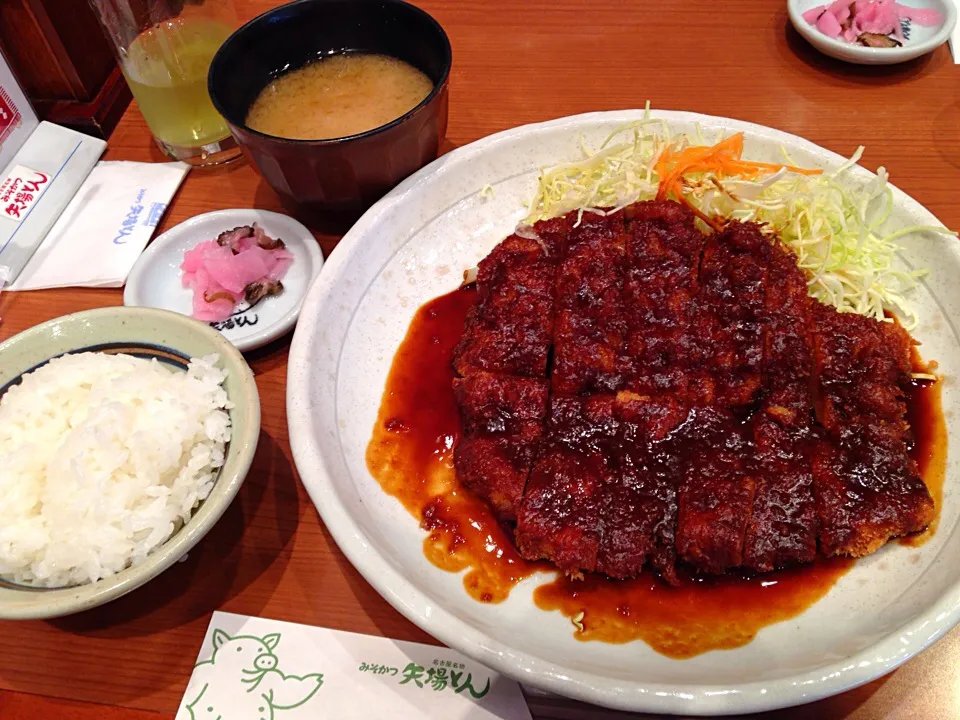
<box><xmin>654</xmin><ymin>131</ymin><xmax>821</xmax><ymax>200</ymax></box>
<box><xmin>736</xmin><ymin>159</ymin><xmax>823</xmax><ymax>175</ymax></box>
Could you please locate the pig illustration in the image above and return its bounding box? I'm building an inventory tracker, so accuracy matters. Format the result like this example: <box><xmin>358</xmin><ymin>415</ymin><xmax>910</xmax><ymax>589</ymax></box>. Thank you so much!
<box><xmin>177</xmin><ymin>629</ymin><xmax>323</xmax><ymax>720</ymax></box>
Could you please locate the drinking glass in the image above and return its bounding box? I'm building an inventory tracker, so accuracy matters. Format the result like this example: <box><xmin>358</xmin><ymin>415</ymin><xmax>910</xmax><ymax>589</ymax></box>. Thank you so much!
<box><xmin>90</xmin><ymin>0</ymin><xmax>241</xmax><ymax>166</ymax></box>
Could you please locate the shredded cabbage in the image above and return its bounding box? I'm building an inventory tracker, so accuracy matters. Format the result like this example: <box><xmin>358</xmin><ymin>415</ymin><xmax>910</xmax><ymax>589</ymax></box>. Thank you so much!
<box><xmin>524</xmin><ymin>105</ymin><xmax>955</xmax><ymax>327</ymax></box>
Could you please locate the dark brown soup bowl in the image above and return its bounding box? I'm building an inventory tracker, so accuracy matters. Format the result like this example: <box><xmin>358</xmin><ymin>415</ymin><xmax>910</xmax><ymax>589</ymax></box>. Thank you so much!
<box><xmin>208</xmin><ymin>0</ymin><xmax>451</xmax><ymax>216</ymax></box>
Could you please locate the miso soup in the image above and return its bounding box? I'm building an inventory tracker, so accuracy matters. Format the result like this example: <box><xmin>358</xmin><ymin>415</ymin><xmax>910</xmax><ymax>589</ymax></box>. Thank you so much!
<box><xmin>245</xmin><ymin>53</ymin><xmax>433</xmax><ymax>140</ymax></box>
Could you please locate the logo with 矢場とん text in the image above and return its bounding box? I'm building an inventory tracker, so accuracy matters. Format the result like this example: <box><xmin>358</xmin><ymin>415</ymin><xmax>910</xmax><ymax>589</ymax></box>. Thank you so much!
<box><xmin>0</xmin><ymin>165</ymin><xmax>49</xmax><ymax>222</ymax></box>
<box><xmin>113</xmin><ymin>188</ymin><xmax>146</xmax><ymax>244</ymax></box>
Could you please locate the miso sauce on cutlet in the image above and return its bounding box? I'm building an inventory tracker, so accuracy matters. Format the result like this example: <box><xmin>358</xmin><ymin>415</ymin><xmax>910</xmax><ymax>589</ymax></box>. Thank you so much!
<box><xmin>245</xmin><ymin>53</ymin><xmax>433</xmax><ymax>140</ymax></box>
<box><xmin>901</xmin><ymin>349</ymin><xmax>947</xmax><ymax>545</ymax></box>
<box><xmin>365</xmin><ymin>287</ymin><xmax>939</xmax><ymax>657</ymax></box>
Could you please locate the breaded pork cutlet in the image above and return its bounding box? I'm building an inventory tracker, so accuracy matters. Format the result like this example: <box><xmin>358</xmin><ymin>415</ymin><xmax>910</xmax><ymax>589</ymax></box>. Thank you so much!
<box><xmin>453</xmin><ymin>371</ymin><xmax>548</xmax><ymax>522</ymax></box>
<box><xmin>515</xmin><ymin>395</ymin><xmax>617</xmax><ymax>574</ymax></box>
<box><xmin>452</xmin><ymin>224</ymin><xmax>558</xmax><ymax>522</ymax></box>
<box><xmin>621</xmin><ymin>201</ymin><xmax>705</xmax><ymax>401</ymax></box>
<box><xmin>598</xmin><ymin>391</ymin><xmax>686</xmax><ymax>582</ymax></box>
<box><xmin>743</xmin><ymin>229</ymin><xmax>819</xmax><ymax>571</ymax></box>
<box><xmin>453</xmin><ymin>231</ymin><xmax>557</xmax><ymax>378</ymax></box>
<box><xmin>693</xmin><ymin>223</ymin><xmax>769</xmax><ymax>410</ymax></box>
<box><xmin>452</xmin><ymin>199</ymin><xmax>934</xmax><ymax>583</ymax></box>
<box><xmin>551</xmin><ymin>212</ymin><xmax>629</xmax><ymax>395</ymax></box>
<box><xmin>811</xmin><ymin>305</ymin><xmax>934</xmax><ymax>556</ymax></box>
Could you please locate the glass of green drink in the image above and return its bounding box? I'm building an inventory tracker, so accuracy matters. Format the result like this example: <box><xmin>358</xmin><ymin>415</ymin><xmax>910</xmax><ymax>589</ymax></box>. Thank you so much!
<box><xmin>91</xmin><ymin>0</ymin><xmax>241</xmax><ymax>166</ymax></box>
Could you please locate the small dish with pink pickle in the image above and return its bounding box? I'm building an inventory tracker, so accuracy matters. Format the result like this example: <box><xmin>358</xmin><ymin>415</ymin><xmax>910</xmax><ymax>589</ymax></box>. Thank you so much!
<box><xmin>124</xmin><ymin>209</ymin><xmax>323</xmax><ymax>352</ymax></box>
<box><xmin>788</xmin><ymin>0</ymin><xmax>955</xmax><ymax>64</ymax></box>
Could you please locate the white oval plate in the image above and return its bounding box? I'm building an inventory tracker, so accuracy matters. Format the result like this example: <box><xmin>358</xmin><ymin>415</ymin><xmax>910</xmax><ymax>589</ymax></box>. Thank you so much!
<box><xmin>787</xmin><ymin>0</ymin><xmax>957</xmax><ymax>65</ymax></box>
<box><xmin>287</xmin><ymin>111</ymin><xmax>960</xmax><ymax>715</ymax></box>
<box><xmin>124</xmin><ymin>209</ymin><xmax>323</xmax><ymax>352</ymax></box>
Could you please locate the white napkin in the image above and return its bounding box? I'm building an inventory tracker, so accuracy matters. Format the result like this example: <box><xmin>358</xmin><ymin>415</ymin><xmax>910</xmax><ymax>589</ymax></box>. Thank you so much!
<box><xmin>177</xmin><ymin>611</ymin><xmax>532</xmax><ymax>720</ymax></box>
<box><xmin>9</xmin><ymin>160</ymin><xmax>188</xmax><ymax>290</ymax></box>
<box><xmin>951</xmin><ymin>0</ymin><xmax>960</xmax><ymax>62</ymax></box>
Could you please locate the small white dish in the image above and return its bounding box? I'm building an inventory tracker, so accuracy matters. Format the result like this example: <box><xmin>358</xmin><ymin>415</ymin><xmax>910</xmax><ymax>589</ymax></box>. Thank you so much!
<box><xmin>788</xmin><ymin>0</ymin><xmax>956</xmax><ymax>64</ymax></box>
<box><xmin>124</xmin><ymin>209</ymin><xmax>323</xmax><ymax>352</ymax></box>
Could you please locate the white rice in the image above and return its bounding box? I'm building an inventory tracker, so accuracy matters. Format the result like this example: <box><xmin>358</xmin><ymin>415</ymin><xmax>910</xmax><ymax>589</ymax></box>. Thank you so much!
<box><xmin>0</xmin><ymin>352</ymin><xmax>232</xmax><ymax>588</ymax></box>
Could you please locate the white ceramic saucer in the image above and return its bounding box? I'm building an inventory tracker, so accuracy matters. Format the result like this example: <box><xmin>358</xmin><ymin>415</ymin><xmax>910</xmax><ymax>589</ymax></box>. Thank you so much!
<box><xmin>124</xmin><ymin>209</ymin><xmax>323</xmax><ymax>352</ymax></box>
<box><xmin>788</xmin><ymin>0</ymin><xmax>957</xmax><ymax>64</ymax></box>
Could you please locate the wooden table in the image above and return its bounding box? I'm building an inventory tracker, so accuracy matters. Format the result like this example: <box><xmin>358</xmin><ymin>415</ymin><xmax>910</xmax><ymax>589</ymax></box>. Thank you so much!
<box><xmin>1</xmin><ymin>2</ymin><xmax>959</xmax><ymax>718</ymax></box>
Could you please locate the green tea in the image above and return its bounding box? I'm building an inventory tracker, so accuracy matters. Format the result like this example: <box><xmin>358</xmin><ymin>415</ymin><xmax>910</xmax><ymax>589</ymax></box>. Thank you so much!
<box><xmin>122</xmin><ymin>18</ymin><xmax>233</xmax><ymax>148</ymax></box>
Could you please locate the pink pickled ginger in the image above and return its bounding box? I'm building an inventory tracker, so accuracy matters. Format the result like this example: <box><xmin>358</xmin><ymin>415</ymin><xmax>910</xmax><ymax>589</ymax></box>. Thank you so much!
<box><xmin>180</xmin><ymin>225</ymin><xmax>294</xmax><ymax>322</ymax></box>
<box><xmin>803</xmin><ymin>0</ymin><xmax>942</xmax><ymax>44</ymax></box>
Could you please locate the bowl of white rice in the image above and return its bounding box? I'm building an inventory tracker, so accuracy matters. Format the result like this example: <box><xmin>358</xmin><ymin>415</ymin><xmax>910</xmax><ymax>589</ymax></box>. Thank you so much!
<box><xmin>0</xmin><ymin>306</ymin><xmax>260</xmax><ymax>619</ymax></box>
